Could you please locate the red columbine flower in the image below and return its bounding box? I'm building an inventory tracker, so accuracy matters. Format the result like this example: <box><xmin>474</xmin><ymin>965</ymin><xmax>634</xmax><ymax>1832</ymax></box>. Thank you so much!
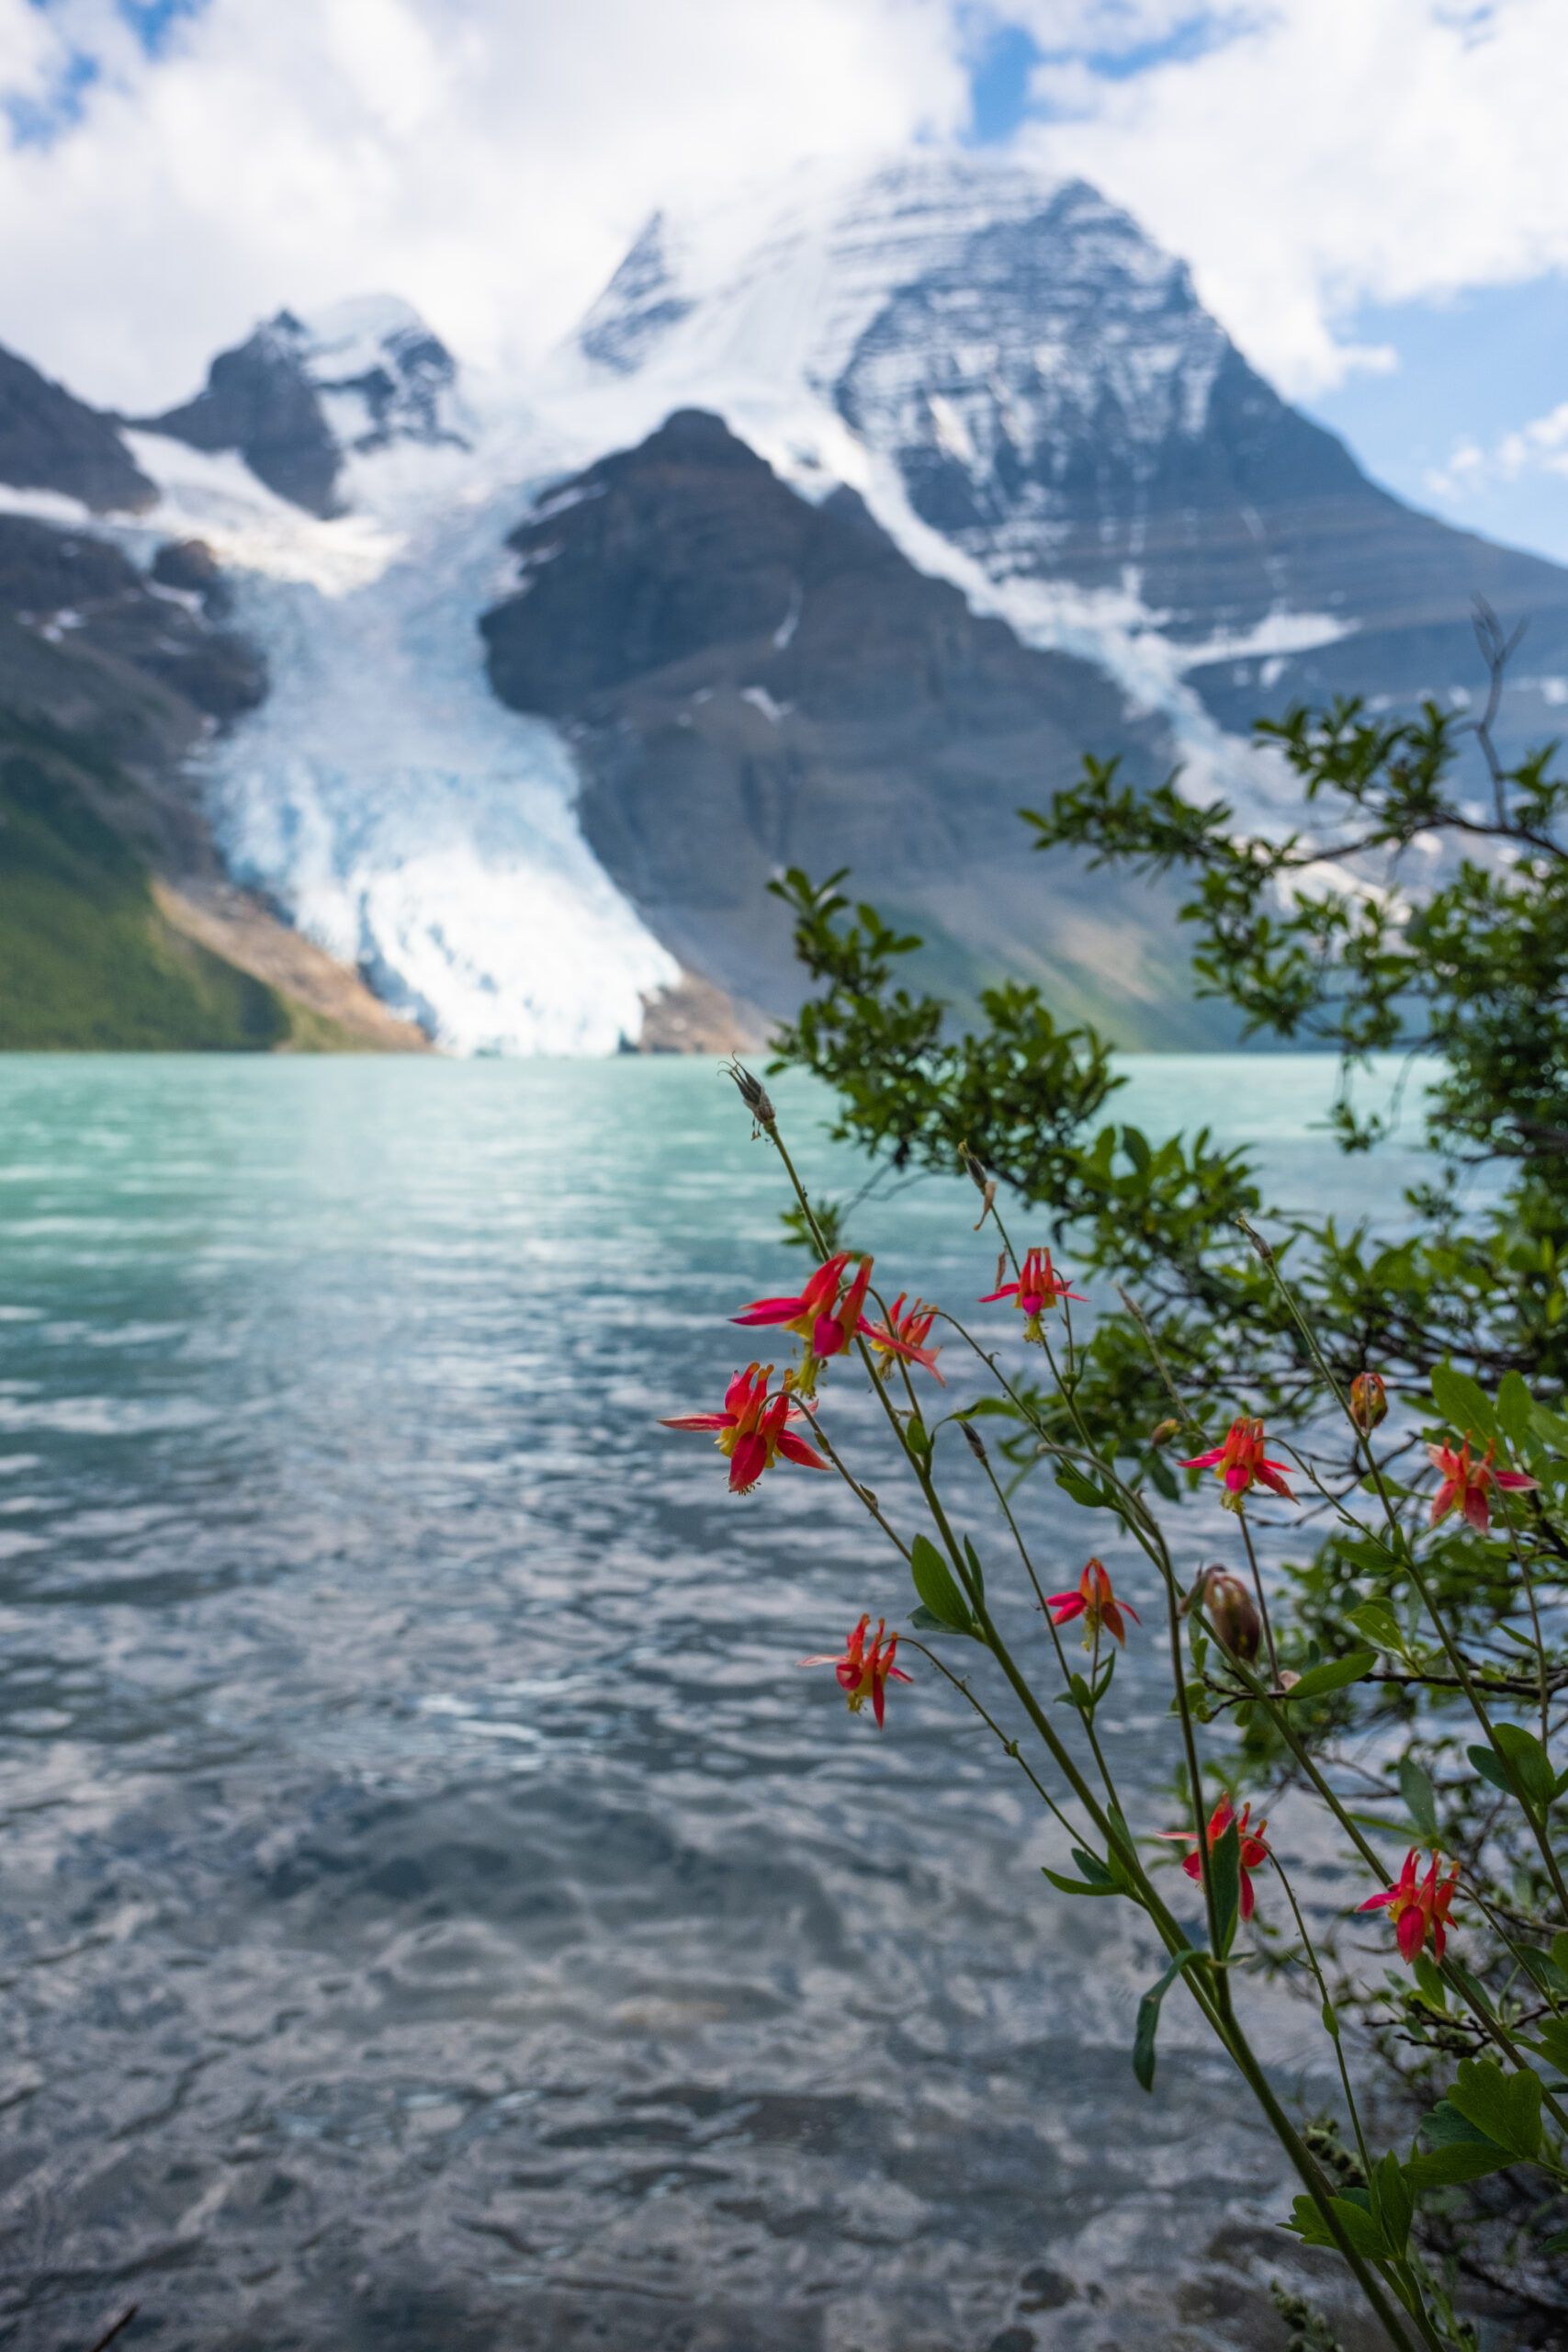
<box><xmin>733</xmin><ymin>1254</ymin><xmax>908</xmax><ymax>1396</ymax></box>
<box><xmin>979</xmin><ymin>1247</ymin><xmax>1085</xmax><ymax>1339</ymax></box>
<box><xmin>1349</xmin><ymin>1371</ymin><xmax>1388</xmax><ymax>1431</ymax></box>
<box><xmin>1359</xmin><ymin>1848</ymin><xmax>1460</xmax><ymax>1965</ymax></box>
<box><xmin>660</xmin><ymin>1362</ymin><xmax>829</xmax><ymax>1494</ymax></box>
<box><xmin>1427</xmin><ymin>1434</ymin><xmax>1538</xmax><ymax>1532</ymax></box>
<box><xmin>1158</xmin><ymin>1796</ymin><xmax>1270</xmax><ymax>1920</ymax></box>
<box><xmin>798</xmin><ymin>1613</ymin><xmax>912</xmax><ymax>1727</ymax></box>
<box><xmin>1045</xmin><ymin>1558</ymin><xmax>1140</xmax><ymax>1649</ymax></box>
<box><xmin>865</xmin><ymin>1294</ymin><xmax>945</xmax><ymax>1385</ymax></box>
<box><xmin>1181</xmin><ymin>1416</ymin><xmax>1295</xmax><ymax>1510</ymax></box>
<box><xmin>734</xmin><ymin>1252</ymin><xmax>852</xmax><ymax>1344</ymax></box>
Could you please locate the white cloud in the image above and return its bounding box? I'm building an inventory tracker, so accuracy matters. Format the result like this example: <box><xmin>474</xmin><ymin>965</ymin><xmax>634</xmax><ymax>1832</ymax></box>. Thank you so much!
<box><xmin>5</xmin><ymin>0</ymin><xmax>1568</xmax><ymax>424</ymax></box>
<box><xmin>0</xmin><ymin>0</ymin><xmax>964</xmax><ymax>410</ymax></box>
<box><xmin>1004</xmin><ymin>0</ymin><xmax>1568</xmax><ymax>394</ymax></box>
<box><xmin>1428</xmin><ymin>399</ymin><xmax>1568</xmax><ymax>502</ymax></box>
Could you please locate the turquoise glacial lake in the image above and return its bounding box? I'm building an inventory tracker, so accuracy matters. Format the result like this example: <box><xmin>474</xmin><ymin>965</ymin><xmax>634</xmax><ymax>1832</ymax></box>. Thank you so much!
<box><xmin>0</xmin><ymin>1055</ymin><xmax>1433</xmax><ymax>2351</ymax></box>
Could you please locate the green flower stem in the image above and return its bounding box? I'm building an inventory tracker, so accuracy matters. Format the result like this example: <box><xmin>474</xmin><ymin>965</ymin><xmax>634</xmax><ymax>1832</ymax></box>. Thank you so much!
<box><xmin>1272</xmin><ymin>1851</ymin><xmax>1373</xmax><ymax>2179</ymax></box>
<box><xmin>1235</xmin><ymin>1504</ymin><xmax>1281</xmax><ymax>1687</ymax></box>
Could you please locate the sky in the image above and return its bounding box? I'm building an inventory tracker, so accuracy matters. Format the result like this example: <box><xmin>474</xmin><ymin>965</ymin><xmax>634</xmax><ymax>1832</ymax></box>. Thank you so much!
<box><xmin>3</xmin><ymin>0</ymin><xmax>1567</xmax><ymax>560</ymax></box>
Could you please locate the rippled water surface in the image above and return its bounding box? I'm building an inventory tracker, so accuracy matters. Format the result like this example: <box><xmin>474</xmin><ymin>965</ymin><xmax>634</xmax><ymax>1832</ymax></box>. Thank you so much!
<box><xmin>0</xmin><ymin>1056</ymin><xmax>1425</xmax><ymax>2352</ymax></box>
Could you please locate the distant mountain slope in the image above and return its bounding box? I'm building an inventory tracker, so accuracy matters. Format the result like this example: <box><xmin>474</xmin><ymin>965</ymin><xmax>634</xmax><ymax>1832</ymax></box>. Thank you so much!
<box><xmin>0</xmin><ymin>341</ymin><xmax>155</xmax><ymax>514</ymax></box>
<box><xmin>481</xmin><ymin>408</ymin><xmax>1228</xmax><ymax>1041</ymax></box>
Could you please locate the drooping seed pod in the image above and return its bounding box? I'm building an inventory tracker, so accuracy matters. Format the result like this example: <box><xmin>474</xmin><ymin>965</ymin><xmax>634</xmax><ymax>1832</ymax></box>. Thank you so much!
<box><xmin>1349</xmin><ymin>1371</ymin><xmax>1388</xmax><ymax>1432</ymax></box>
<box><xmin>961</xmin><ymin>1419</ymin><xmax>988</xmax><ymax>1464</ymax></box>
<box><xmin>1195</xmin><ymin>1567</ymin><xmax>1261</xmax><ymax>1665</ymax></box>
<box><xmin>726</xmin><ymin>1059</ymin><xmax>776</xmax><ymax>1127</ymax></box>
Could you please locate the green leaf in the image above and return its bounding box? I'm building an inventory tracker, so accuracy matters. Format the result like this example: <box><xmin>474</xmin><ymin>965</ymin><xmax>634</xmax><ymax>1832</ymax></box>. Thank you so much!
<box><xmin>904</xmin><ymin>1414</ymin><xmax>932</xmax><ymax>1460</ymax></box>
<box><xmin>1404</xmin><ymin>2141</ymin><xmax>1516</xmax><ymax>2191</ymax></box>
<box><xmin>1369</xmin><ymin>2151</ymin><xmax>1412</xmax><ymax>2256</ymax></box>
<box><xmin>962</xmin><ymin>1536</ymin><xmax>986</xmax><ymax>1602</ymax></box>
<box><xmin>1541</xmin><ymin>2228</ymin><xmax>1568</xmax><ymax>2256</ymax></box>
<box><xmin>1042</xmin><ymin>1865</ymin><xmax>1120</xmax><ymax>1898</ymax></box>
<box><xmin>1341</xmin><ymin>1532</ymin><xmax>1406</xmax><ymax>1575</ymax></box>
<box><xmin>1412</xmin><ymin>1952</ymin><xmax>1448</xmax><ymax>2012</ymax></box>
<box><xmin>1122</xmin><ymin>1125</ymin><xmax>1152</xmax><ymax>1177</ymax></box>
<box><xmin>1469</xmin><ymin>1742</ymin><xmax>1515</xmax><ymax>1797</ymax></box>
<box><xmin>1399</xmin><ymin>1757</ymin><xmax>1439</xmax><ymax>1842</ymax></box>
<box><xmin>1283</xmin><ymin>2191</ymin><xmax>1391</xmax><ymax>2257</ymax></box>
<box><xmin>1282</xmin><ymin>1649</ymin><xmax>1378</xmax><ymax>1702</ymax></box>
<box><xmin>1055</xmin><ymin>1463</ymin><xmax>1114</xmax><ymax>1511</ymax></box>
<box><xmin>1132</xmin><ymin>1950</ymin><xmax>1202</xmax><ymax>2091</ymax></box>
<box><xmin>1070</xmin><ymin>1846</ymin><xmax>1116</xmax><ymax>1886</ymax></box>
<box><xmin>1447</xmin><ymin>2058</ymin><xmax>1543</xmax><ymax>2160</ymax></box>
<box><xmin>1497</xmin><ymin>1369</ymin><xmax>1534</xmax><ymax>1446</ymax></box>
<box><xmin>1348</xmin><ymin>1602</ymin><xmax>1404</xmax><ymax>1653</ymax></box>
<box><xmin>910</xmin><ymin>1604</ymin><xmax>971</xmax><ymax>1636</ymax></box>
<box><xmin>1494</xmin><ymin>1722</ymin><xmax>1558</xmax><ymax>1806</ymax></box>
<box><xmin>908</xmin><ymin>1535</ymin><xmax>976</xmax><ymax>1637</ymax></box>
<box><xmin>1524</xmin><ymin>2020</ymin><xmax>1568</xmax><ymax>2076</ymax></box>
<box><xmin>1430</xmin><ymin>1361</ymin><xmax>1498</xmax><ymax>1444</ymax></box>
<box><xmin>1209</xmin><ymin>1815</ymin><xmax>1242</xmax><ymax>1959</ymax></box>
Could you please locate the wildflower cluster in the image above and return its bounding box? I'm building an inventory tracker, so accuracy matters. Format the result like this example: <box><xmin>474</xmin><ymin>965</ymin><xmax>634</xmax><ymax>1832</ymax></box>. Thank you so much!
<box><xmin>661</xmin><ymin>1063</ymin><xmax>1568</xmax><ymax>2351</ymax></box>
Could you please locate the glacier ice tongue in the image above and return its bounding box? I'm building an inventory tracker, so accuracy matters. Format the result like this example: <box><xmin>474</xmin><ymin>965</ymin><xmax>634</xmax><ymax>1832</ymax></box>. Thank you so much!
<box><xmin>125</xmin><ymin>431</ymin><xmax>678</xmax><ymax>1056</ymax></box>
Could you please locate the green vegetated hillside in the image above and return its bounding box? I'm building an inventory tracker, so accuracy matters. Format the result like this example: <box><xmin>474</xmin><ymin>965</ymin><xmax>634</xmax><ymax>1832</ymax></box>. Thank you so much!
<box><xmin>0</xmin><ymin>706</ymin><xmax>288</xmax><ymax>1050</ymax></box>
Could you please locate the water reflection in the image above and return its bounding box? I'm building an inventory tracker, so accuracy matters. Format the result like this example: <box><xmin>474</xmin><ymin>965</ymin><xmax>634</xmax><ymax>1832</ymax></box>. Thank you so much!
<box><xmin>0</xmin><ymin>1057</ymin><xmax>1400</xmax><ymax>2349</ymax></box>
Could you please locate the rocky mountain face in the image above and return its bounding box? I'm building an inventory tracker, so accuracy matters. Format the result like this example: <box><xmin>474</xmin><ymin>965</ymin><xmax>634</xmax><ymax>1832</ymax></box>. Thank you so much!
<box><xmin>481</xmin><ymin>408</ymin><xmax>1217</xmax><ymax>1037</ymax></box>
<box><xmin>136</xmin><ymin>296</ymin><xmax>465</xmax><ymax>518</ymax></box>
<box><xmin>0</xmin><ymin>340</ymin><xmax>155</xmax><ymax>514</ymax></box>
<box><xmin>579</xmin><ymin>159</ymin><xmax>1568</xmax><ymax>762</ymax></box>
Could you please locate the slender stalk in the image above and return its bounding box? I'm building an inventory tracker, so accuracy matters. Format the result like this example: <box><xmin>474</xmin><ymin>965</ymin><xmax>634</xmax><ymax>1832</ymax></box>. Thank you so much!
<box><xmin>1235</xmin><ymin>1506</ymin><xmax>1281</xmax><ymax>1686</ymax></box>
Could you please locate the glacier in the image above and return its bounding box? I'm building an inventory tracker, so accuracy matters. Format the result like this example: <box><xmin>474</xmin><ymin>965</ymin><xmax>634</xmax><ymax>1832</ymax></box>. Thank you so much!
<box><xmin>115</xmin><ymin>392</ymin><xmax>679</xmax><ymax>1057</ymax></box>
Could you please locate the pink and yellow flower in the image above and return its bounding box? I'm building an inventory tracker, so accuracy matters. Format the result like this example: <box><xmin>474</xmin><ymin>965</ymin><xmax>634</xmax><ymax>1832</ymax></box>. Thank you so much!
<box><xmin>1181</xmin><ymin>1417</ymin><xmax>1295</xmax><ymax>1507</ymax></box>
<box><xmin>1159</xmin><ymin>1796</ymin><xmax>1270</xmax><ymax>1920</ymax></box>
<box><xmin>1427</xmin><ymin>1435</ymin><xmax>1538</xmax><ymax>1532</ymax></box>
<box><xmin>660</xmin><ymin>1362</ymin><xmax>829</xmax><ymax>1494</ymax></box>
<box><xmin>798</xmin><ymin>1613</ymin><xmax>912</xmax><ymax>1727</ymax></box>
<box><xmin>1045</xmin><ymin>1558</ymin><xmax>1140</xmax><ymax>1649</ymax></box>
<box><xmin>1359</xmin><ymin>1848</ymin><xmax>1460</xmax><ymax>1965</ymax></box>
<box><xmin>865</xmin><ymin>1294</ymin><xmax>944</xmax><ymax>1385</ymax></box>
<box><xmin>978</xmin><ymin>1247</ymin><xmax>1085</xmax><ymax>1339</ymax></box>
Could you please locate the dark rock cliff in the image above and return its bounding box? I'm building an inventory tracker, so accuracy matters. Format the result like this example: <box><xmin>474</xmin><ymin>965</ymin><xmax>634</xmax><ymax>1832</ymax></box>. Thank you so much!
<box><xmin>138</xmin><ymin>315</ymin><xmax>344</xmax><ymax>516</ymax></box>
<box><xmin>483</xmin><ymin>409</ymin><xmax>1228</xmax><ymax>1042</ymax></box>
<box><xmin>0</xmin><ymin>341</ymin><xmax>155</xmax><ymax>514</ymax></box>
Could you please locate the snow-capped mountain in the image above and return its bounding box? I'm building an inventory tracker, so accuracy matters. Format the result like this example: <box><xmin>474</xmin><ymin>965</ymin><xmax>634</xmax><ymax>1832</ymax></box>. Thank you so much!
<box><xmin>7</xmin><ymin>153</ymin><xmax>1568</xmax><ymax>1056</ymax></box>
<box><xmin>133</xmin><ymin>296</ymin><xmax>467</xmax><ymax>519</ymax></box>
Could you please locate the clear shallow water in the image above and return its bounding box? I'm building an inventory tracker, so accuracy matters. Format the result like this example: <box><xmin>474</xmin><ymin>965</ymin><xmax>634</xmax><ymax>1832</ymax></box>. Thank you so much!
<box><xmin>0</xmin><ymin>1057</ymin><xmax>1417</xmax><ymax>2352</ymax></box>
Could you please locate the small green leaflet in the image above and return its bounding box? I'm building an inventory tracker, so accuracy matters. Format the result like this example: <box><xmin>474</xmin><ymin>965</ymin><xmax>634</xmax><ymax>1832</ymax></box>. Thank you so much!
<box><xmin>1493</xmin><ymin>1723</ymin><xmax>1559</xmax><ymax>1806</ymax></box>
<box><xmin>1284</xmin><ymin>2189</ymin><xmax>1391</xmax><ymax>2259</ymax></box>
<box><xmin>1055</xmin><ymin>1463</ymin><xmax>1115</xmax><ymax>1511</ymax></box>
<box><xmin>1404</xmin><ymin>2098</ymin><xmax>1514</xmax><ymax>2192</ymax></box>
<box><xmin>1132</xmin><ymin>1950</ymin><xmax>1204</xmax><ymax>2091</ymax></box>
<box><xmin>908</xmin><ymin>1534</ymin><xmax>976</xmax><ymax>1637</ymax></box>
<box><xmin>963</xmin><ymin>1537</ymin><xmax>986</xmax><ymax>1601</ymax></box>
<box><xmin>1446</xmin><ymin>2057</ymin><xmax>1542</xmax><ymax>2161</ymax></box>
<box><xmin>1043</xmin><ymin>1846</ymin><xmax>1121</xmax><ymax>1900</ymax></box>
<box><xmin>1497</xmin><ymin>1369</ymin><xmax>1534</xmax><ymax>1446</ymax></box>
<box><xmin>1281</xmin><ymin>1650</ymin><xmax>1377</xmax><ymax>1702</ymax></box>
<box><xmin>1398</xmin><ymin>1756</ymin><xmax>1439</xmax><ymax>1842</ymax></box>
<box><xmin>1209</xmin><ymin>1815</ymin><xmax>1242</xmax><ymax>1960</ymax></box>
<box><xmin>1348</xmin><ymin>1601</ymin><xmax>1404</xmax><ymax>1654</ymax></box>
<box><xmin>1430</xmin><ymin>1361</ymin><xmax>1498</xmax><ymax>1444</ymax></box>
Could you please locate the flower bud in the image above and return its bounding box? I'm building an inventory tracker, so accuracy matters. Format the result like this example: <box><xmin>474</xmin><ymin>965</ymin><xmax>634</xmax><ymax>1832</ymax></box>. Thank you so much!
<box><xmin>1349</xmin><ymin>1372</ymin><xmax>1387</xmax><ymax>1432</ymax></box>
<box><xmin>962</xmin><ymin>1146</ymin><xmax>991</xmax><ymax>1193</ymax></box>
<box><xmin>1149</xmin><ymin>1417</ymin><xmax>1181</xmax><ymax>1447</ymax></box>
<box><xmin>1196</xmin><ymin>1567</ymin><xmax>1261</xmax><ymax>1665</ymax></box>
<box><xmin>961</xmin><ymin>1419</ymin><xmax>988</xmax><ymax>1463</ymax></box>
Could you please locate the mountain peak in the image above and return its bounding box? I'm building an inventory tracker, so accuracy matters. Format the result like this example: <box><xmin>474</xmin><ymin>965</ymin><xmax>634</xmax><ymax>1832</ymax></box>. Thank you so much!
<box><xmin>135</xmin><ymin>294</ymin><xmax>464</xmax><ymax>517</ymax></box>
